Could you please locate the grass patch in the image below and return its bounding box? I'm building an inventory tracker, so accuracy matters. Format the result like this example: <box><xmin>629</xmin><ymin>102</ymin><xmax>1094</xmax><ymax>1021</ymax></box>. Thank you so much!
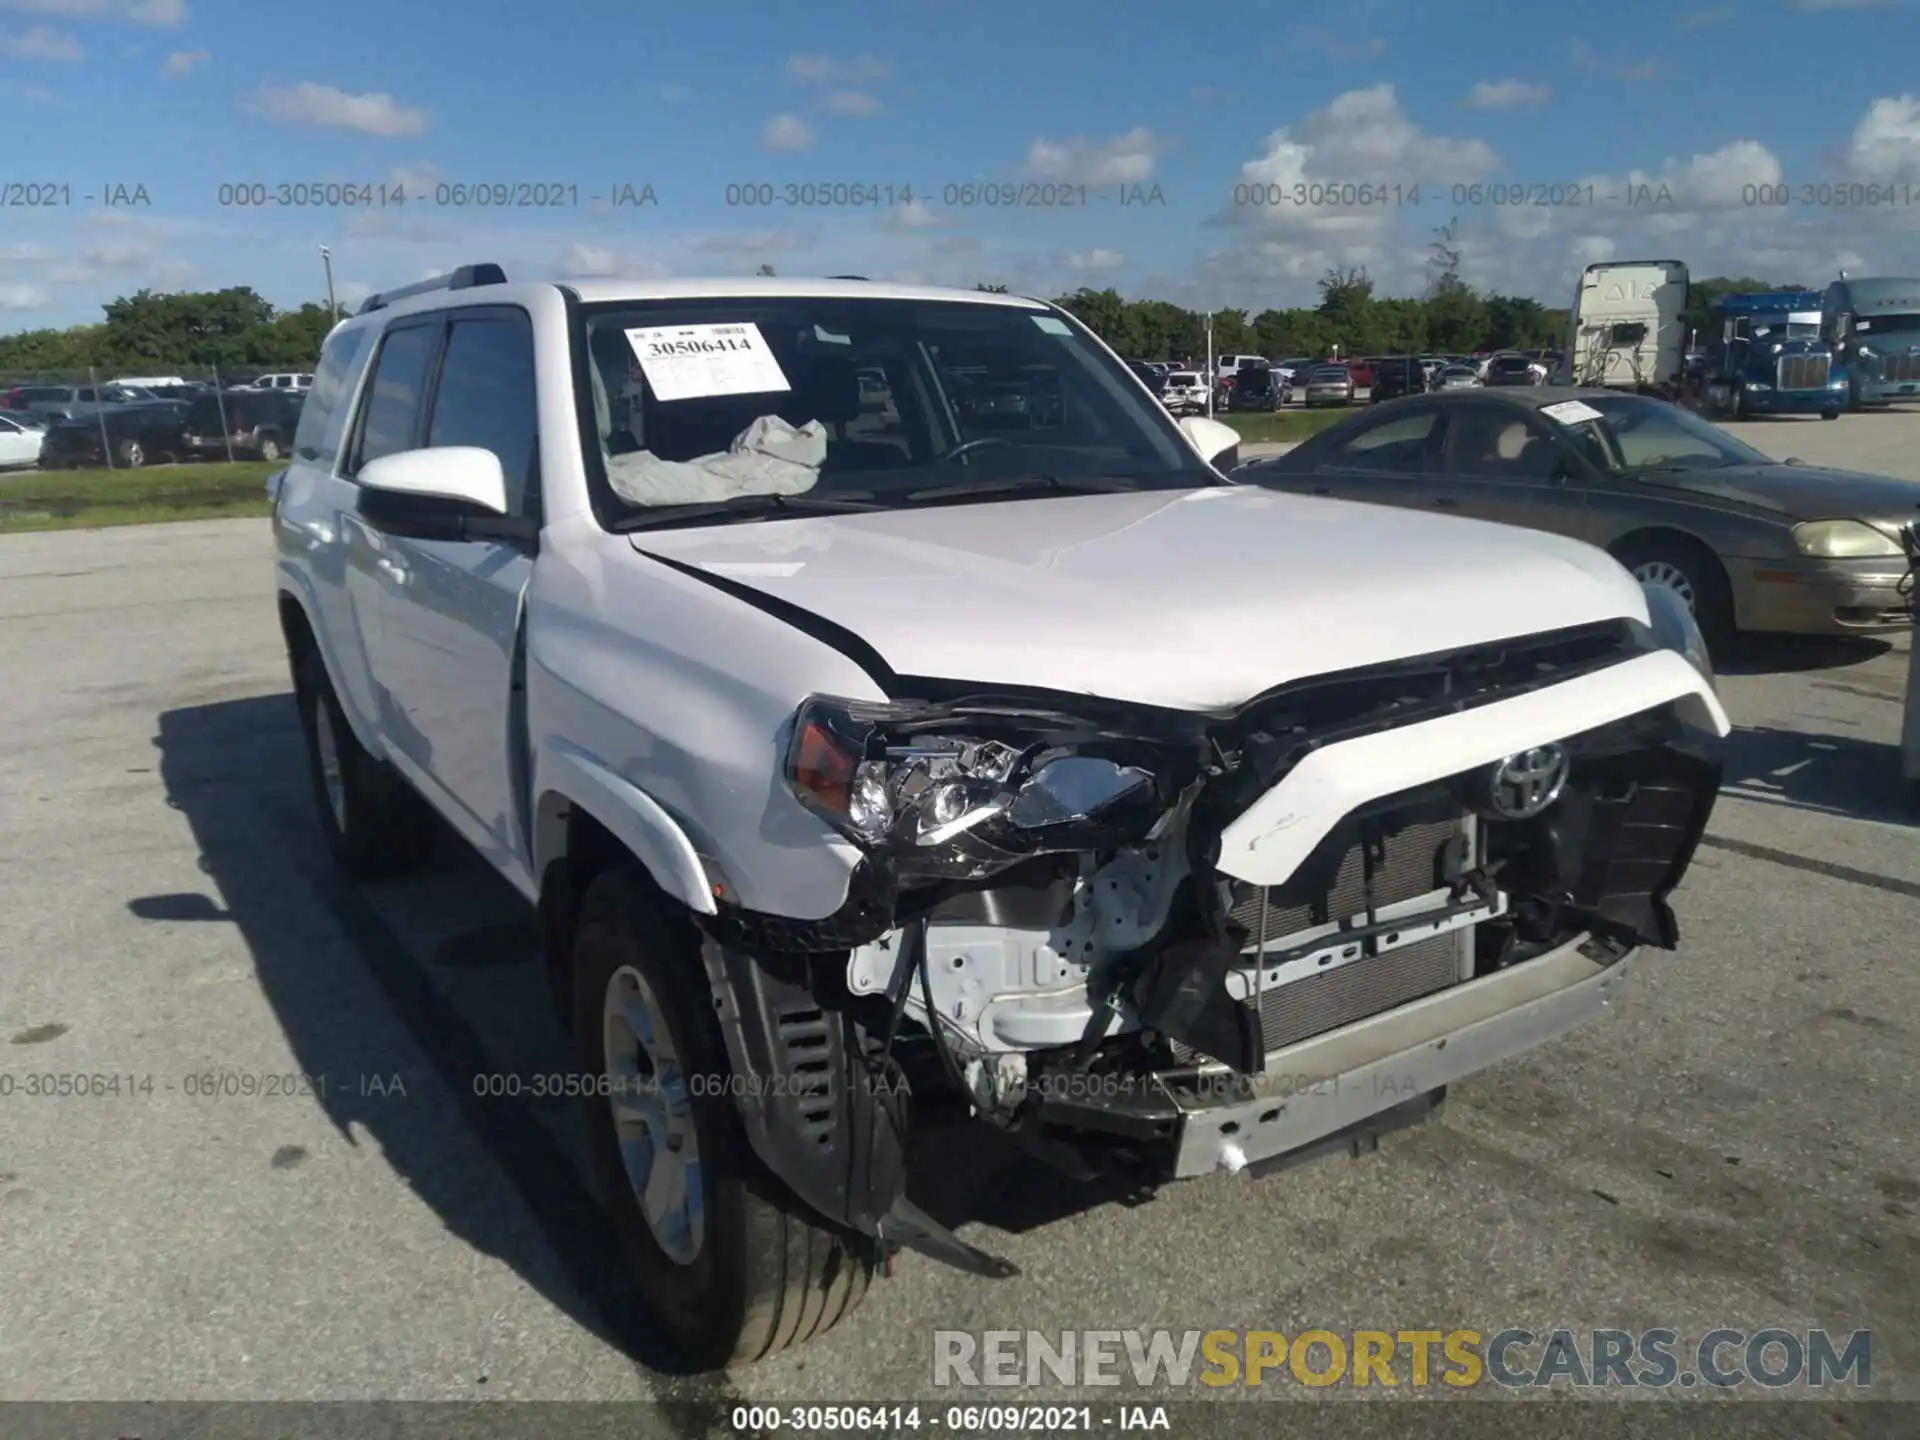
<box><xmin>0</xmin><ymin>460</ymin><xmax>280</xmax><ymax>533</ymax></box>
<box><xmin>1220</xmin><ymin>409</ymin><xmax>1352</xmax><ymax>443</ymax></box>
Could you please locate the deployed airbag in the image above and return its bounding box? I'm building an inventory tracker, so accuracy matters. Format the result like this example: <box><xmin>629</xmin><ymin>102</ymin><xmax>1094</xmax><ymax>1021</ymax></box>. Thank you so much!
<box><xmin>606</xmin><ymin>415</ymin><xmax>827</xmax><ymax>506</ymax></box>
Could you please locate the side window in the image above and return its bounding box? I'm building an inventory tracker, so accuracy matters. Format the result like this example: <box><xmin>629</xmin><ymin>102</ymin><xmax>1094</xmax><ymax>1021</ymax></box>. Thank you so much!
<box><xmin>1324</xmin><ymin>409</ymin><xmax>1439</xmax><ymax>473</ymax></box>
<box><xmin>294</xmin><ymin>324</ymin><xmax>372</xmax><ymax>466</ymax></box>
<box><xmin>1441</xmin><ymin>410</ymin><xmax>1560</xmax><ymax>480</ymax></box>
<box><xmin>348</xmin><ymin>323</ymin><xmax>437</xmax><ymax>473</ymax></box>
<box><xmin>424</xmin><ymin>314</ymin><xmax>539</xmax><ymax>515</ymax></box>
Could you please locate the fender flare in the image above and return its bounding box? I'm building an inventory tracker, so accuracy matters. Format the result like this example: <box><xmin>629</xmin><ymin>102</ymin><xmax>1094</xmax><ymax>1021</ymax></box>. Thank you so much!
<box><xmin>275</xmin><ymin>573</ymin><xmax>386</xmax><ymax>759</ymax></box>
<box><xmin>534</xmin><ymin>739</ymin><xmax>717</xmax><ymax>916</ymax></box>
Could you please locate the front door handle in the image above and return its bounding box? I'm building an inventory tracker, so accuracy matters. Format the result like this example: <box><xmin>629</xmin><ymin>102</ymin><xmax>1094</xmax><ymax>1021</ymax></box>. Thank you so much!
<box><xmin>1432</xmin><ymin>496</ymin><xmax>1459</xmax><ymax>508</ymax></box>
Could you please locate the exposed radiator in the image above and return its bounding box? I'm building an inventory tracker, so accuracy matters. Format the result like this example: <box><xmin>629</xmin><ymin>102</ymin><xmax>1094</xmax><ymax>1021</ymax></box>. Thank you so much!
<box><xmin>1168</xmin><ymin>814</ymin><xmax>1479</xmax><ymax>1063</ymax></box>
<box><xmin>1251</xmin><ymin>932</ymin><xmax>1465</xmax><ymax>1052</ymax></box>
<box><xmin>1228</xmin><ymin>815</ymin><xmax>1464</xmax><ymax>941</ymax></box>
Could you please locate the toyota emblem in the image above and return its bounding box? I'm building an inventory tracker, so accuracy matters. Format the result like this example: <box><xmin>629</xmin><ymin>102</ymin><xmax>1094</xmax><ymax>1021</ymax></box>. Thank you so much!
<box><xmin>1481</xmin><ymin>744</ymin><xmax>1570</xmax><ymax>820</ymax></box>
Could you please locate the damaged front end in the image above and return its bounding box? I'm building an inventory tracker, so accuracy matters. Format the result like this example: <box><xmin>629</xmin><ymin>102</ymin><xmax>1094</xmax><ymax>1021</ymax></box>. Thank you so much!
<box><xmin>694</xmin><ymin>614</ymin><xmax>1726</xmax><ymax>1273</ymax></box>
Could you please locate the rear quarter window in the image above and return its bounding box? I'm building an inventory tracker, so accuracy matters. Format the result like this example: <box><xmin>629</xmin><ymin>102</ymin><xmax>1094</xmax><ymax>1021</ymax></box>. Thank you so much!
<box><xmin>294</xmin><ymin>325</ymin><xmax>373</xmax><ymax>467</ymax></box>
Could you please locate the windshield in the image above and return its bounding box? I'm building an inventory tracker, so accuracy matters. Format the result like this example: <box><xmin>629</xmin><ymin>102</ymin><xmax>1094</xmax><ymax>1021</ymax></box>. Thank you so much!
<box><xmin>1546</xmin><ymin>393</ymin><xmax>1775</xmax><ymax>474</ymax></box>
<box><xmin>1856</xmin><ymin>313</ymin><xmax>1920</xmax><ymax>337</ymax></box>
<box><xmin>576</xmin><ymin>296</ymin><xmax>1211</xmax><ymax>522</ymax></box>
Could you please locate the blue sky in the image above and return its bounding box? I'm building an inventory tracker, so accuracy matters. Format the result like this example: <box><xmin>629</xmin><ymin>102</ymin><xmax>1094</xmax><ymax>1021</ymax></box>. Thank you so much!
<box><xmin>3</xmin><ymin>0</ymin><xmax>1919</xmax><ymax>331</ymax></box>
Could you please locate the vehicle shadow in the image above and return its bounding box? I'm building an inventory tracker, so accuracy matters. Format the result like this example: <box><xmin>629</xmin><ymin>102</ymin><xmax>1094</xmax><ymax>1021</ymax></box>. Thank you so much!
<box><xmin>1719</xmin><ymin>722</ymin><xmax>1915</xmax><ymax>827</ymax></box>
<box><xmin>1714</xmin><ymin>632</ymin><xmax>1896</xmax><ymax>675</ymax></box>
<box><xmin>140</xmin><ymin>693</ymin><xmax>1134</xmax><ymax>1363</ymax></box>
<box><xmin>140</xmin><ymin>692</ymin><xmax>736</xmax><ymax>1393</ymax></box>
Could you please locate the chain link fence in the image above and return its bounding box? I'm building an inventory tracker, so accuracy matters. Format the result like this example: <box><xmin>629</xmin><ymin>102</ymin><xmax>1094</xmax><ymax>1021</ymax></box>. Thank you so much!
<box><xmin>1</xmin><ymin>364</ymin><xmax>308</xmax><ymax>472</ymax></box>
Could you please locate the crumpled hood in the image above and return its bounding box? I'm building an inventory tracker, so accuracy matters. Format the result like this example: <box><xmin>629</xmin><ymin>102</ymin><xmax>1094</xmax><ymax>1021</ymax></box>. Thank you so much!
<box><xmin>628</xmin><ymin>486</ymin><xmax>1653</xmax><ymax>711</ymax></box>
<box><xmin>1636</xmin><ymin>463</ymin><xmax>1920</xmax><ymax>529</ymax></box>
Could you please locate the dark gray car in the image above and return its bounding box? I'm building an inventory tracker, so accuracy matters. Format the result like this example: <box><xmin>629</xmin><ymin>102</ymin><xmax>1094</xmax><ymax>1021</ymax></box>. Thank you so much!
<box><xmin>1235</xmin><ymin>386</ymin><xmax>1920</xmax><ymax>643</ymax></box>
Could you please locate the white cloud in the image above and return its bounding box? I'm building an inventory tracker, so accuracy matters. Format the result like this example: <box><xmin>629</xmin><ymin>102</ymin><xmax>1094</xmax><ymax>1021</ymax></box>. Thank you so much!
<box><xmin>39</xmin><ymin>210</ymin><xmax>193</xmax><ymax>288</ymax></box>
<box><xmin>244</xmin><ymin>81</ymin><xmax>429</xmax><ymax>137</ymax></box>
<box><xmin>819</xmin><ymin>88</ymin><xmax>879</xmax><ymax>117</ymax></box>
<box><xmin>0</xmin><ymin>24</ymin><xmax>84</xmax><ymax>59</ymax></box>
<box><xmin>0</xmin><ymin>240</ymin><xmax>55</xmax><ymax>261</ymax></box>
<box><xmin>882</xmin><ymin>197</ymin><xmax>949</xmax><ymax>230</ymax></box>
<box><xmin>1067</xmin><ymin>248</ymin><xmax>1125</xmax><ymax>270</ymax></box>
<box><xmin>1024</xmin><ymin>126</ymin><xmax>1165</xmax><ymax>185</ymax></box>
<box><xmin>558</xmin><ymin>243</ymin><xmax>671</xmax><ymax>281</ymax></box>
<box><xmin>1461</xmin><ymin>79</ymin><xmax>1549</xmax><ymax>110</ymax></box>
<box><xmin>335</xmin><ymin>279</ymin><xmax>373</xmax><ymax>310</ymax></box>
<box><xmin>1219</xmin><ymin>83</ymin><xmax>1499</xmax><ymax>269</ymax></box>
<box><xmin>0</xmin><ymin>281</ymin><xmax>50</xmax><ymax>309</ymax></box>
<box><xmin>160</xmin><ymin>46</ymin><xmax>204</xmax><ymax>76</ymax></box>
<box><xmin>786</xmin><ymin>51</ymin><xmax>889</xmax><ymax>84</ymax></box>
<box><xmin>762</xmin><ymin>113</ymin><xmax>813</xmax><ymax>151</ymax></box>
<box><xmin>1842</xmin><ymin>94</ymin><xmax>1920</xmax><ymax>180</ymax></box>
<box><xmin>387</xmin><ymin>160</ymin><xmax>441</xmax><ymax>193</ymax></box>
<box><xmin>0</xmin><ymin>0</ymin><xmax>184</xmax><ymax>25</ymax></box>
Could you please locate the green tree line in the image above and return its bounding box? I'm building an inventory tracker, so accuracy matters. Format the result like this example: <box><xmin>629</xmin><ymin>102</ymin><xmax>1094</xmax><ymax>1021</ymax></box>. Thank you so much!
<box><xmin>0</xmin><ymin>263</ymin><xmax>1811</xmax><ymax>381</ymax></box>
<box><xmin>0</xmin><ymin>288</ymin><xmax>336</xmax><ymax>379</ymax></box>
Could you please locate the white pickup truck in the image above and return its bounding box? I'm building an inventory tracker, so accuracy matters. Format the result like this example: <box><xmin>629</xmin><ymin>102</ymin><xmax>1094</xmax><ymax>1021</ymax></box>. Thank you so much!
<box><xmin>273</xmin><ymin>266</ymin><xmax>1729</xmax><ymax>1370</ymax></box>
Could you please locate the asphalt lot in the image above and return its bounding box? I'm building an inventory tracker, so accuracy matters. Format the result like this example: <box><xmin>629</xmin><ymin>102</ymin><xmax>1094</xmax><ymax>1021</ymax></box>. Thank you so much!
<box><xmin>0</xmin><ymin>413</ymin><xmax>1916</xmax><ymax>1423</ymax></box>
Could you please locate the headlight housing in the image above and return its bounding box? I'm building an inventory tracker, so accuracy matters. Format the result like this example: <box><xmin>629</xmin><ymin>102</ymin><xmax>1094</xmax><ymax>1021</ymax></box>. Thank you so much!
<box><xmin>1642</xmin><ymin>581</ymin><xmax>1715</xmax><ymax>690</ymax></box>
<box><xmin>1792</xmin><ymin>519</ymin><xmax>1903</xmax><ymax>558</ymax></box>
<box><xmin>785</xmin><ymin>697</ymin><xmax>1185</xmax><ymax>880</ymax></box>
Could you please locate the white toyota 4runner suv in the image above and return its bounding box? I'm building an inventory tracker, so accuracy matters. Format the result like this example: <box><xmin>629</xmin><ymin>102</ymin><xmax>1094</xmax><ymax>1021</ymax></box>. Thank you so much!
<box><xmin>273</xmin><ymin>265</ymin><xmax>1728</xmax><ymax>1369</ymax></box>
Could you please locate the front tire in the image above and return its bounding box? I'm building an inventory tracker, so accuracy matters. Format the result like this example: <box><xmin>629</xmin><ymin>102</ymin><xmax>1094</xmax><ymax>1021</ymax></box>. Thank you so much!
<box><xmin>119</xmin><ymin>439</ymin><xmax>145</xmax><ymax>468</ymax></box>
<box><xmin>573</xmin><ymin>871</ymin><xmax>875</xmax><ymax>1370</ymax></box>
<box><xmin>1614</xmin><ymin>535</ymin><xmax>1736</xmax><ymax>650</ymax></box>
<box><xmin>1821</xmin><ymin>409</ymin><xmax>1840</xmax><ymax>421</ymax></box>
<box><xmin>292</xmin><ymin>648</ymin><xmax>437</xmax><ymax>879</ymax></box>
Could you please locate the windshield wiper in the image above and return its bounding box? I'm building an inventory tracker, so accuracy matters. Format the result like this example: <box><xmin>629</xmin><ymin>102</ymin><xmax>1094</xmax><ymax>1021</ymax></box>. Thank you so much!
<box><xmin>902</xmin><ymin>473</ymin><xmax>1161</xmax><ymax>504</ymax></box>
<box><xmin>611</xmin><ymin>490</ymin><xmax>881</xmax><ymax>532</ymax></box>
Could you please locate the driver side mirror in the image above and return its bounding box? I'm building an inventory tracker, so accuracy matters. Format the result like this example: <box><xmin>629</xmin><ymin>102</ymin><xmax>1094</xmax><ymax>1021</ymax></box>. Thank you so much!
<box><xmin>358</xmin><ymin>446</ymin><xmax>509</xmax><ymax>514</ymax></box>
<box><xmin>1178</xmin><ymin>414</ymin><xmax>1241</xmax><ymax>468</ymax></box>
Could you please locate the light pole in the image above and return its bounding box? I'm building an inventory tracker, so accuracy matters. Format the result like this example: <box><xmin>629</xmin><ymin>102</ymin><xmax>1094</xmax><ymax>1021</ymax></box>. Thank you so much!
<box><xmin>319</xmin><ymin>245</ymin><xmax>338</xmax><ymax>321</ymax></box>
<box><xmin>1204</xmin><ymin>311</ymin><xmax>1215</xmax><ymax>417</ymax></box>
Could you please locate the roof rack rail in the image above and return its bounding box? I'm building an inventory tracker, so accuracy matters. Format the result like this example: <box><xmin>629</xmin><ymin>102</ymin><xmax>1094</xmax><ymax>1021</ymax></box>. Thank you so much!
<box><xmin>357</xmin><ymin>263</ymin><xmax>507</xmax><ymax>316</ymax></box>
<box><xmin>826</xmin><ymin>274</ymin><xmax>868</xmax><ymax>281</ymax></box>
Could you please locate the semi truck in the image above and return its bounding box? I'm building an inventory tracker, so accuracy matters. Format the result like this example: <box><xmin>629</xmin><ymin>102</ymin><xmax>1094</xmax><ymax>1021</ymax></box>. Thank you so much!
<box><xmin>1822</xmin><ymin>275</ymin><xmax>1920</xmax><ymax>409</ymax></box>
<box><xmin>1693</xmin><ymin>291</ymin><xmax>1847</xmax><ymax>421</ymax></box>
<box><xmin>1559</xmin><ymin>260</ymin><xmax>1689</xmax><ymax>395</ymax></box>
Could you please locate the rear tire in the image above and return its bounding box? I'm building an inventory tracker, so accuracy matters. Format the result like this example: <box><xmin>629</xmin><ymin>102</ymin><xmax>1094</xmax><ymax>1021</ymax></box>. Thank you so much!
<box><xmin>1613</xmin><ymin>535</ymin><xmax>1736</xmax><ymax>650</ymax></box>
<box><xmin>292</xmin><ymin>647</ymin><xmax>437</xmax><ymax>879</ymax></box>
<box><xmin>119</xmin><ymin>439</ymin><xmax>145</xmax><ymax>468</ymax></box>
<box><xmin>572</xmin><ymin>871</ymin><xmax>875</xmax><ymax>1370</ymax></box>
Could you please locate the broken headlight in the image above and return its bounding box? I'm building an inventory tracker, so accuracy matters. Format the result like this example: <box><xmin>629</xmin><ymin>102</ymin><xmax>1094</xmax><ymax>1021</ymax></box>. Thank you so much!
<box><xmin>785</xmin><ymin>696</ymin><xmax>1179</xmax><ymax>880</ymax></box>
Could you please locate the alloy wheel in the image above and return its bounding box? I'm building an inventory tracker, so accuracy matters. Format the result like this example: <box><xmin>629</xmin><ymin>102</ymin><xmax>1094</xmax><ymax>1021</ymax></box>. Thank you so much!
<box><xmin>602</xmin><ymin>963</ymin><xmax>704</xmax><ymax>1265</ymax></box>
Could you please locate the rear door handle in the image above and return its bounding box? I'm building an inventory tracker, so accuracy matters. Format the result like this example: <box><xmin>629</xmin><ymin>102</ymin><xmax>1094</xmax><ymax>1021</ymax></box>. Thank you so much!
<box><xmin>1432</xmin><ymin>496</ymin><xmax>1459</xmax><ymax>508</ymax></box>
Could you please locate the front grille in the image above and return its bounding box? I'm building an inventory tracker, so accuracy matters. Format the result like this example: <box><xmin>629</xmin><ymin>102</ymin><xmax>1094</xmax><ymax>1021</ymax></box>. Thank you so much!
<box><xmin>1228</xmin><ymin>816</ymin><xmax>1463</xmax><ymax>941</ymax></box>
<box><xmin>1777</xmin><ymin>353</ymin><xmax>1829</xmax><ymax>391</ymax></box>
<box><xmin>1251</xmin><ymin>932</ymin><xmax>1464</xmax><ymax>1052</ymax></box>
<box><xmin>1883</xmin><ymin>352</ymin><xmax>1920</xmax><ymax>383</ymax></box>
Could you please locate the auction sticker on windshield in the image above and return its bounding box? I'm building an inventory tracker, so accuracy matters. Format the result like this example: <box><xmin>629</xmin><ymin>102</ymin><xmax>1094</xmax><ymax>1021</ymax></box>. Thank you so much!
<box><xmin>625</xmin><ymin>322</ymin><xmax>791</xmax><ymax>401</ymax></box>
<box><xmin>1540</xmin><ymin>399</ymin><xmax>1605</xmax><ymax>425</ymax></box>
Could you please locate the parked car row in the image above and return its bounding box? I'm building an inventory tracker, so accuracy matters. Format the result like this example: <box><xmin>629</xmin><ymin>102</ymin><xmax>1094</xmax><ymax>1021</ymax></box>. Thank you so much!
<box><xmin>27</xmin><ymin>387</ymin><xmax>307</xmax><ymax>469</ymax></box>
<box><xmin>2</xmin><ymin>372</ymin><xmax>314</xmax><ymax>426</ymax></box>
